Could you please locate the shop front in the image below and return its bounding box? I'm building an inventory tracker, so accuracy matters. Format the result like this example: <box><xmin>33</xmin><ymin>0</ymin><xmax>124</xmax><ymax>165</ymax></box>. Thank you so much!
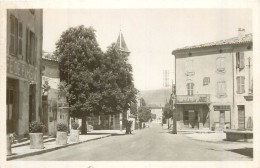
<box><xmin>176</xmin><ymin>94</ymin><xmax>211</xmax><ymax>130</ymax></box>
<box><xmin>211</xmin><ymin>105</ymin><xmax>231</xmax><ymax>131</ymax></box>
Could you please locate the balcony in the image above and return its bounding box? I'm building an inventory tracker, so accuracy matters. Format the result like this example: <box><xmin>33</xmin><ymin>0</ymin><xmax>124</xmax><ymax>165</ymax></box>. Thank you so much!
<box><xmin>176</xmin><ymin>94</ymin><xmax>210</xmax><ymax>104</ymax></box>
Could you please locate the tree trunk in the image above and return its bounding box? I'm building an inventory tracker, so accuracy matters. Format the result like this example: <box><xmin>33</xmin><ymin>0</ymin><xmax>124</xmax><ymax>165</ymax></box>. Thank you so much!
<box><xmin>172</xmin><ymin>111</ymin><xmax>177</xmax><ymax>134</ymax></box>
<box><xmin>81</xmin><ymin>115</ymin><xmax>87</xmax><ymax>135</ymax></box>
<box><xmin>168</xmin><ymin>119</ymin><xmax>170</xmax><ymax>129</ymax></box>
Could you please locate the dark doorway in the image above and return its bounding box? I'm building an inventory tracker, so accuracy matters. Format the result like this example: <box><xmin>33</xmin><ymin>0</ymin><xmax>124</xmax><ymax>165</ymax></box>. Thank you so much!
<box><xmin>238</xmin><ymin>105</ymin><xmax>245</xmax><ymax>129</ymax></box>
<box><xmin>6</xmin><ymin>78</ymin><xmax>18</xmax><ymax>133</ymax></box>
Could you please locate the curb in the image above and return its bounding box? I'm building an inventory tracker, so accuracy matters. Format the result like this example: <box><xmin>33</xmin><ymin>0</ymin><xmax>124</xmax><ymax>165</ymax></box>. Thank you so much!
<box><xmin>184</xmin><ymin>134</ymin><xmax>253</xmax><ymax>144</ymax></box>
<box><xmin>7</xmin><ymin>134</ymin><xmax>112</xmax><ymax>161</ymax></box>
<box><xmin>12</xmin><ymin>138</ymin><xmax>56</xmax><ymax>148</ymax></box>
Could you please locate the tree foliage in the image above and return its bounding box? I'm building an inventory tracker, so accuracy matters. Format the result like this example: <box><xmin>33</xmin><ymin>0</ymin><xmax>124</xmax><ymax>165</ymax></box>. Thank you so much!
<box><xmin>137</xmin><ymin>103</ymin><xmax>151</xmax><ymax>123</ymax></box>
<box><xmin>99</xmin><ymin>43</ymin><xmax>137</xmax><ymax>114</ymax></box>
<box><xmin>56</xmin><ymin>25</ymin><xmax>137</xmax><ymax>133</ymax></box>
<box><xmin>163</xmin><ymin>102</ymin><xmax>173</xmax><ymax>119</ymax></box>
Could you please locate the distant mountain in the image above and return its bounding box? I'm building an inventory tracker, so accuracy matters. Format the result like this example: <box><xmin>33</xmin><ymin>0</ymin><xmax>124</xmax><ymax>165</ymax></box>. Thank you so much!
<box><xmin>140</xmin><ymin>88</ymin><xmax>172</xmax><ymax>107</ymax></box>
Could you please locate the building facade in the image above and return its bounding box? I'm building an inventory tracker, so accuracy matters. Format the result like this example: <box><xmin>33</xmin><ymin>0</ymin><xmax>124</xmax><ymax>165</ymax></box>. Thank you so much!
<box><xmin>42</xmin><ymin>54</ymin><xmax>60</xmax><ymax>136</ymax></box>
<box><xmin>172</xmin><ymin>29</ymin><xmax>253</xmax><ymax>131</ymax></box>
<box><xmin>6</xmin><ymin>9</ymin><xmax>43</xmax><ymax>137</ymax></box>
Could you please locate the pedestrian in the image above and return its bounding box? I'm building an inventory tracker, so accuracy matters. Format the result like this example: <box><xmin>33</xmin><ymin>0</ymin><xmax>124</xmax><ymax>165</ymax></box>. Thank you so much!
<box><xmin>161</xmin><ymin>122</ymin><xmax>163</xmax><ymax>129</ymax></box>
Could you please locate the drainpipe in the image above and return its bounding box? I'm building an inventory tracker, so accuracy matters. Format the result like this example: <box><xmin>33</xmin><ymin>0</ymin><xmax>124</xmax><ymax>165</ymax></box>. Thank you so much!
<box><xmin>232</xmin><ymin>50</ymin><xmax>235</xmax><ymax>130</ymax></box>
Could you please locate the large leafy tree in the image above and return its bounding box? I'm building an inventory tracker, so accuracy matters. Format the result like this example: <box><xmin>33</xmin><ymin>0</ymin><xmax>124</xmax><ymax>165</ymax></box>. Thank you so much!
<box><xmin>56</xmin><ymin>26</ymin><xmax>137</xmax><ymax>134</ymax></box>
<box><xmin>99</xmin><ymin>44</ymin><xmax>137</xmax><ymax>115</ymax></box>
<box><xmin>56</xmin><ymin>26</ymin><xmax>103</xmax><ymax>134</ymax></box>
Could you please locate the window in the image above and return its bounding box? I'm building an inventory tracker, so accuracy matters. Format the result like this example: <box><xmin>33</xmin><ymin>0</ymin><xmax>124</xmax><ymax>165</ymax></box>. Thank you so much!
<box><xmin>217</xmin><ymin>81</ymin><xmax>226</xmax><ymax>97</ymax></box>
<box><xmin>236</xmin><ymin>52</ymin><xmax>245</xmax><ymax>69</ymax></box>
<box><xmin>185</xmin><ymin>59</ymin><xmax>194</xmax><ymax>76</ymax></box>
<box><xmin>26</xmin><ymin>28</ymin><xmax>37</xmax><ymax>65</ymax></box>
<box><xmin>216</xmin><ymin>56</ymin><xmax>225</xmax><ymax>73</ymax></box>
<box><xmin>18</xmin><ymin>22</ymin><xmax>23</xmax><ymax>58</ymax></box>
<box><xmin>9</xmin><ymin>15</ymin><xmax>18</xmax><ymax>56</ymax></box>
<box><xmin>203</xmin><ymin>77</ymin><xmax>210</xmax><ymax>85</ymax></box>
<box><xmin>187</xmin><ymin>83</ymin><xmax>194</xmax><ymax>96</ymax></box>
<box><xmin>237</xmin><ymin>76</ymin><xmax>245</xmax><ymax>94</ymax></box>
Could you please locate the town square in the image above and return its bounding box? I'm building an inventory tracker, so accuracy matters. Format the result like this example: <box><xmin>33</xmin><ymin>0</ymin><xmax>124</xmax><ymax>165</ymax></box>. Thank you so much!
<box><xmin>1</xmin><ymin>3</ymin><xmax>259</xmax><ymax>167</ymax></box>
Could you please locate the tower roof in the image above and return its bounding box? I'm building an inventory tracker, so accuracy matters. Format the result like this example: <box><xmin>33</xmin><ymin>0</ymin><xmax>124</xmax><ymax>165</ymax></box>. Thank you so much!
<box><xmin>116</xmin><ymin>31</ymin><xmax>130</xmax><ymax>53</ymax></box>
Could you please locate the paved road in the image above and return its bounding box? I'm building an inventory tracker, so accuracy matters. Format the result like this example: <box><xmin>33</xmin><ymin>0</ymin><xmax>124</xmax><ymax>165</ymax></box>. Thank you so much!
<box><xmin>17</xmin><ymin>123</ymin><xmax>252</xmax><ymax>161</ymax></box>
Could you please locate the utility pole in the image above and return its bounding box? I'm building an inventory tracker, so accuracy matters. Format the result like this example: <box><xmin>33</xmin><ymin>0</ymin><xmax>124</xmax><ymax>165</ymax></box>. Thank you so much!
<box><xmin>247</xmin><ymin>57</ymin><xmax>252</xmax><ymax>94</ymax></box>
<box><xmin>171</xmin><ymin>80</ymin><xmax>177</xmax><ymax>134</ymax></box>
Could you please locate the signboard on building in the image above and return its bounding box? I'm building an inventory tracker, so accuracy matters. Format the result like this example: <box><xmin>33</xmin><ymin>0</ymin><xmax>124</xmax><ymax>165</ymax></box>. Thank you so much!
<box><xmin>213</xmin><ymin>105</ymin><xmax>231</xmax><ymax>111</ymax></box>
<box><xmin>176</xmin><ymin>94</ymin><xmax>210</xmax><ymax>104</ymax></box>
<box><xmin>7</xmin><ymin>56</ymin><xmax>37</xmax><ymax>83</ymax></box>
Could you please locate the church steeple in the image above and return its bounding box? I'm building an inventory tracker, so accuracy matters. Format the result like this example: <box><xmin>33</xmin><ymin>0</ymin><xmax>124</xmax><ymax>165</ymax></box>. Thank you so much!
<box><xmin>116</xmin><ymin>29</ymin><xmax>130</xmax><ymax>55</ymax></box>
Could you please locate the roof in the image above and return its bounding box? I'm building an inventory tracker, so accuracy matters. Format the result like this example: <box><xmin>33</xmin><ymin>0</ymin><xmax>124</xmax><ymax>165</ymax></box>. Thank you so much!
<box><xmin>116</xmin><ymin>31</ymin><xmax>130</xmax><ymax>53</ymax></box>
<box><xmin>42</xmin><ymin>53</ymin><xmax>58</xmax><ymax>62</ymax></box>
<box><xmin>172</xmin><ymin>33</ymin><xmax>253</xmax><ymax>54</ymax></box>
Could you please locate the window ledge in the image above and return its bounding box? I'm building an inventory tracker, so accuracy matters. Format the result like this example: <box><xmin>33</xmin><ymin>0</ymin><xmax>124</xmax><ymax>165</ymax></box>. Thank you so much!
<box><xmin>185</xmin><ymin>72</ymin><xmax>195</xmax><ymax>76</ymax></box>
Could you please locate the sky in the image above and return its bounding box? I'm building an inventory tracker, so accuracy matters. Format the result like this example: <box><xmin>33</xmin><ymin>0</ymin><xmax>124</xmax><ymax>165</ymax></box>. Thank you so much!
<box><xmin>43</xmin><ymin>9</ymin><xmax>252</xmax><ymax>91</ymax></box>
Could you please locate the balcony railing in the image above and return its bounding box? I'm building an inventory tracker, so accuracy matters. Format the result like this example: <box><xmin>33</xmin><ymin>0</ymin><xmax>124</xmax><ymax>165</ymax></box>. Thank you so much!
<box><xmin>176</xmin><ymin>94</ymin><xmax>210</xmax><ymax>104</ymax></box>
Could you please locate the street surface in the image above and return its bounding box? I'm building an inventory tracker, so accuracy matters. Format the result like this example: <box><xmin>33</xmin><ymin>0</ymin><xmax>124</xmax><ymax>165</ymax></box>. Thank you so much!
<box><xmin>17</xmin><ymin>123</ymin><xmax>252</xmax><ymax>161</ymax></box>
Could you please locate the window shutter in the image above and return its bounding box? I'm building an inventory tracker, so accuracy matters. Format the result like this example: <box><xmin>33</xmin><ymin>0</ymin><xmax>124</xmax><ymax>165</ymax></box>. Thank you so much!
<box><xmin>236</xmin><ymin>52</ymin><xmax>240</xmax><ymax>68</ymax></box>
<box><xmin>14</xmin><ymin>17</ymin><xmax>18</xmax><ymax>57</ymax></box>
<box><xmin>241</xmin><ymin>76</ymin><xmax>245</xmax><ymax>93</ymax></box>
<box><xmin>34</xmin><ymin>36</ymin><xmax>37</xmax><ymax>65</ymax></box>
<box><xmin>26</xmin><ymin>28</ymin><xmax>30</xmax><ymax>63</ymax></box>
<box><xmin>236</xmin><ymin>77</ymin><xmax>240</xmax><ymax>94</ymax></box>
<box><xmin>9</xmin><ymin>15</ymin><xmax>16</xmax><ymax>56</ymax></box>
<box><xmin>239</xmin><ymin>52</ymin><xmax>245</xmax><ymax>68</ymax></box>
<box><xmin>18</xmin><ymin>22</ymin><xmax>23</xmax><ymax>57</ymax></box>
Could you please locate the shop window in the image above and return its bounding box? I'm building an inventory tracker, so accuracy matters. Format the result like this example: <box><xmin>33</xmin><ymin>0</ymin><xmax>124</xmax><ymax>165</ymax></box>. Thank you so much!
<box><xmin>237</xmin><ymin>76</ymin><xmax>245</xmax><ymax>94</ymax></box>
<box><xmin>203</xmin><ymin>77</ymin><xmax>210</xmax><ymax>85</ymax></box>
<box><xmin>217</xmin><ymin>81</ymin><xmax>226</xmax><ymax>97</ymax></box>
<box><xmin>236</xmin><ymin>52</ymin><xmax>245</xmax><ymax>69</ymax></box>
<box><xmin>187</xmin><ymin>83</ymin><xmax>194</xmax><ymax>96</ymax></box>
<box><xmin>216</xmin><ymin>56</ymin><xmax>225</xmax><ymax>73</ymax></box>
<box><xmin>9</xmin><ymin>15</ymin><xmax>18</xmax><ymax>57</ymax></box>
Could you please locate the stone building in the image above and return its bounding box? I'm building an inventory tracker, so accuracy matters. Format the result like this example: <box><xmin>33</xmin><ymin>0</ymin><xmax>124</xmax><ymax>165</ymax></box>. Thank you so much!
<box><xmin>6</xmin><ymin>9</ymin><xmax>43</xmax><ymax>137</ymax></box>
<box><xmin>42</xmin><ymin>54</ymin><xmax>59</xmax><ymax>136</ymax></box>
<box><xmin>172</xmin><ymin>29</ymin><xmax>253</xmax><ymax>131</ymax></box>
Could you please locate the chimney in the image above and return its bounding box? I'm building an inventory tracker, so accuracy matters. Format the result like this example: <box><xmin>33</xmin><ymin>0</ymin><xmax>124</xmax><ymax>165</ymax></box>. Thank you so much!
<box><xmin>238</xmin><ymin>28</ymin><xmax>245</xmax><ymax>38</ymax></box>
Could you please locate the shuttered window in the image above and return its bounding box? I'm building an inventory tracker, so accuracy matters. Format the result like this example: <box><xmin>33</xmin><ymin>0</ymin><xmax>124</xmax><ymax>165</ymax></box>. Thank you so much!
<box><xmin>185</xmin><ymin>59</ymin><xmax>194</xmax><ymax>75</ymax></box>
<box><xmin>217</xmin><ymin>81</ymin><xmax>226</xmax><ymax>97</ymax></box>
<box><xmin>237</xmin><ymin>76</ymin><xmax>245</xmax><ymax>94</ymax></box>
<box><xmin>236</xmin><ymin>52</ymin><xmax>245</xmax><ymax>69</ymax></box>
<box><xmin>26</xmin><ymin>28</ymin><xmax>37</xmax><ymax>65</ymax></box>
<box><xmin>203</xmin><ymin>77</ymin><xmax>210</xmax><ymax>85</ymax></box>
<box><xmin>187</xmin><ymin>83</ymin><xmax>194</xmax><ymax>96</ymax></box>
<box><xmin>216</xmin><ymin>57</ymin><xmax>225</xmax><ymax>73</ymax></box>
<box><xmin>18</xmin><ymin>22</ymin><xmax>23</xmax><ymax>58</ymax></box>
<box><xmin>9</xmin><ymin>15</ymin><xmax>18</xmax><ymax>57</ymax></box>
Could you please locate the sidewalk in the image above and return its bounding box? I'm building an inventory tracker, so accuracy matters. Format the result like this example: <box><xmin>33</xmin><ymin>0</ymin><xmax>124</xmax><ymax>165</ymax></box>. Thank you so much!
<box><xmin>185</xmin><ymin>132</ymin><xmax>253</xmax><ymax>143</ymax></box>
<box><xmin>7</xmin><ymin>134</ymin><xmax>111</xmax><ymax>161</ymax></box>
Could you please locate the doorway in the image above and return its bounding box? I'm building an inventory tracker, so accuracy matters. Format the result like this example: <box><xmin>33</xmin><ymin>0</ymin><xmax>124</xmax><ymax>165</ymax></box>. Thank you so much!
<box><xmin>6</xmin><ymin>78</ymin><xmax>18</xmax><ymax>133</ymax></box>
<box><xmin>238</xmin><ymin>105</ymin><xmax>245</xmax><ymax>129</ymax></box>
<box><xmin>219</xmin><ymin>110</ymin><xmax>225</xmax><ymax>130</ymax></box>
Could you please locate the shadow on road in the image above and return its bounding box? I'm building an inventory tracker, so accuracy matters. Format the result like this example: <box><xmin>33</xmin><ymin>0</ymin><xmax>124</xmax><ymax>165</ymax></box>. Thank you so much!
<box><xmin>227</xmin><ymin>148</ymin><xmax>253</xmax><ymax>158</ymax></box>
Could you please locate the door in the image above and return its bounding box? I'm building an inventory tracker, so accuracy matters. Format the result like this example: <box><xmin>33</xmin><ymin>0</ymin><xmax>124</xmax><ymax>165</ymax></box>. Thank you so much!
<box><xmin>219</xmin><ymin>111</ymin><xmax>225</xmax><ymax>130</ymax></box>
<box><xmin>6</xmin><ymin>79</ymin><xmax>18</xmax><ymax>134</ymax></box>
<box><xmin>238</xmin><ymin>105</ymin><xmax>245</xmax><ymax>129</ymax></box>
<box><xmin>188</xmin><ymin>110</ymin><xmax>195</xmax><ymax>128</ymax></box>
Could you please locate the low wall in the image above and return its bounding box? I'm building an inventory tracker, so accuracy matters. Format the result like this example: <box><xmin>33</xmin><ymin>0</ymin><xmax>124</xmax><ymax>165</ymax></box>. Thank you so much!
<box><xmin>224</xmin><ymin>130</ymin><xmax>253</xmax><ymax>142</ymax></box>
